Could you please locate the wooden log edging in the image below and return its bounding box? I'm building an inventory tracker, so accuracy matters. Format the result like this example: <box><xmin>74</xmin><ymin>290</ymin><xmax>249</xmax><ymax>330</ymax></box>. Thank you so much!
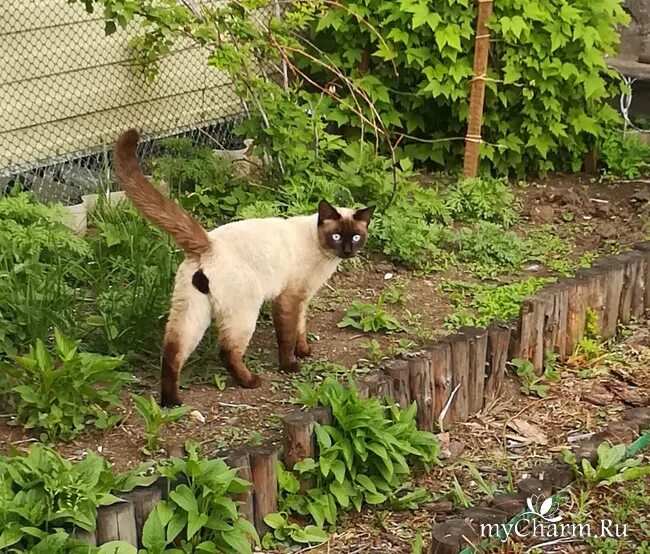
<box><xmin>90</xmin><ymin>244</ymin><xmax>650</xmax><ymax>548</ymax></box>
<box><xmin>431</xmin><ymin>407</ymin><xmax>650</xmax><ymax>554</ymax></box>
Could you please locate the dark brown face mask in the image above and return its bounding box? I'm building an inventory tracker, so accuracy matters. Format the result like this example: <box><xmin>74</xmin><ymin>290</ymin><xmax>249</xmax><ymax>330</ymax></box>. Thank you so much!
<box><xmin>316</xmin><ymin>200</ymin><xmax>375</xmax><ymax>259</ymax></box>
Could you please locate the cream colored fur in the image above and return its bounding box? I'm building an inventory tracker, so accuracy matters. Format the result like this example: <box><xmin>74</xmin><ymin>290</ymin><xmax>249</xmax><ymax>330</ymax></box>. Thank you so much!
<box><xmin>167</xmin><ymin>211</ymin><xmax>350</xmax><ymax>367</ymax></box>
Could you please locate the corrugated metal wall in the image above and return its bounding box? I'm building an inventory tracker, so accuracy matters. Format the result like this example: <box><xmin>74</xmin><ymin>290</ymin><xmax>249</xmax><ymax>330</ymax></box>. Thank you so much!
<box><xmin>0</xmin><ymin>0</ymin><xmax>243</xmax><ymax>176</ymax></box>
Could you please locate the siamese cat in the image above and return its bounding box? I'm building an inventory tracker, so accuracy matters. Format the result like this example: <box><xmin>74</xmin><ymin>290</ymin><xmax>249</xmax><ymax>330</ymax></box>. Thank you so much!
<box><xmin>114</xmin><ymin>130</ymin><xmax>374</xmax><ymax>406</ymax></box>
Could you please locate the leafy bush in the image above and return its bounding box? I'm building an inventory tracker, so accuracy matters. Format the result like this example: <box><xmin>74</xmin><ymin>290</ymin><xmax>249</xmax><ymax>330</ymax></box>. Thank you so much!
<box><xmin>0</xmin><ymin>192</ymin><xmax>89</xmax><ymax>356</ymax></box>
<box><xmin>267</xmin><ymin>377</ymin><xmax>439</xmax><ymax>546</ymax></box>
<box><xmin>443</xmin><ymin>277</ymin><xmax>553</xmax><ymax>328</ymax></box>
<box><xmin>83</xmin><ymin>199</ymin><xmax>180</xmax><ymax>358</ymax></box>
<box><xmin>443</xmin><ymin>178</ymin><xmax>519</xmax><ymax>226</ymax></box>
<box><xmin>1</xmin><ymin>330</ymin><xmax>133</xmax><ymax>442</ymax></box>
<box><xmin>447</xmin><ymin>222</ymin><xmax>525</xmax><ymax>279</ymax></box>
<box><xmin>141</xmin><ymin>444</ymin><xmax>258</xmax><ymax>553</ymax></box>
<box><xmin>599</xmin><ymin>131</ymin><xmax>650</xmax><ymax>179</ymax></box>
<box><xmin>306</xmin><ymin>0</ymin><xmax>628</xmax><ymax>174</ymax></box>
<box><xmin>0</xmin><ymin>444</ymin><xmax>156</xmax><ymax>551</ymax></box>
<box><xmin>152</xmin><ymin>137</ymin><xmax>262</xmax><ymax>225</ymax></box>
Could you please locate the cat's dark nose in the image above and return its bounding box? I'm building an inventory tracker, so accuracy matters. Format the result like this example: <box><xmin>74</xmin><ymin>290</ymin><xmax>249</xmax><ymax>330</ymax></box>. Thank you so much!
<box><xmin>342</xmin><ymin>245</ymin><xmax>352</xmax><ymax>257</ymax></box>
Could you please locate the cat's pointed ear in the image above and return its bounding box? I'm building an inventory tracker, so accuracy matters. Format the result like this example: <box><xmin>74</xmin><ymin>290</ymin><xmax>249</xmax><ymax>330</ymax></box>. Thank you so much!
<box><xmin>353</xmin><ymin>205</ymin><xmax>375</xmax><ymax>225</ymax></box>
<box><xmin>318</xmin><ymin>199</ymin><xmax>341</xmax><ymax>226</ymax></box>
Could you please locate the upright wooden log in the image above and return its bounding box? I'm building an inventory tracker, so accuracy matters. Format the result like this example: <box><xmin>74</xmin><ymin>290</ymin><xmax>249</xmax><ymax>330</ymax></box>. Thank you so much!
<box><xmin>460</xmin><ymin>327</ymin><xmax>488</xmax><ymax>414</ymax></box>
<box><xmin>485</xmin><ymin>321</ymin><xmax>511</xmax><ymax>402</ymax></box>
<box><xmin>71</xmin><ymin>528</ymin><xmax>97</xmax><ymax>546</ymax></box>
<box><xmin>428</xmin><ymin>340</ymin><xmax>453</xmax><ymax>422</ymax></box>
<box><xmin>249</xmin><ymin>445</ymin><xmax>279</xmax><ymax>537</ymax></box>
<box><xmin>309</xmin><ymin>406</ymin><xmax>332</xmax><ymax>426</ymax></box>
<box><xmin>309</xmin><ymin>406</ymin><xmax>332</xmax><ymax>460</ymax></box>
<box><xmin>507</xmin><ymin>320</ymin><xmax>521</xmax><ymax>361</ymax></box>
<box><xmin>96</xmin><ymin>501</ymin><xmax>138</xmax><ymax>546</ymax></box>
<box><xmin>631</xmin><ymin>251</ymin><xmax>646</xmax><ymax>320</ymax></box>
<box><xmin>283</xmin><ymin>411</ymin><xmax>315</xmax><ymax>470</ymax></box>
<box><xmin>548</xmin><ymin>283</ymin><xmax>569</xmax><ymax>360</ymax></box>
<box><xmin>382</xmin><ymin>358</ymin><xmax>411</xmax><ymax>409</ymax></box>
<box><xmin>517</xmin><ymin>294</ymin><xmax>545</xmax><ymax>373</ymax></box>
<box><xmin>619</xmin><ymin>253</ymin><xmax>639</xmax><ymax>325</ymax></box>
<box><xmin>462</xmin><ymin>0</ymin><xmax>494</xmax><ymax>178</ymax></box>
<box><xmin>633</xmin><ymin>242</ymin><xmax>650</xmax><ymax>314</ymax></box>
<box><xmin>449</xmin><ymin>333</ymin><xmax>470</xmax><ymax>422</ymax></box>
<box><xmin>597</xmin><ymin>260</ymin><xmax>625</xmax><ymax>339</ymax></box>
<box><xmin>408</xmin><ymin>352</ymin><xmax>435</xmax><ymax>431</ymax></box>
<box><xmin>565</xmin><ymin>275</ymin><xmax>588</xmax><ymax>356</ymax></box>
<box><xmin>578</xmin><ymin>267</ymin><xmax>607</xmax><ymax>334</ymax></box>
<box><xmin>429</xmin><ymin>519</ymin><xmax>479</xmax><ymax>554</ymax></box>
<box><xmin>226</xmin><ymin>448</ymin><xmax>255</xmax><ymax>525</ymax></box>
<box><xmin>121</xmin><ymin>487</ymin><xmax>162</xmax><ymax>547</ymax></box>
<box><xmin>362</xmin><ymin>371</ymin><xmax>393</xmax><ymax>400</ymax></box>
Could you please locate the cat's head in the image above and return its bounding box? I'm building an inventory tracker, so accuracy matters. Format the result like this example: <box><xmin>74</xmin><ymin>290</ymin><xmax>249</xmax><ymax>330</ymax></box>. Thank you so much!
<box><xmin>317</xmin><ymin>199</ymin><xmax>375</xmax><ymax>259</ymax></box>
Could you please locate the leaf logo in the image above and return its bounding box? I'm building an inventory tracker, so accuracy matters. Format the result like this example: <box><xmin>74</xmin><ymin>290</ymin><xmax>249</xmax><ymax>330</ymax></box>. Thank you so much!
<box><xmin>525</xmin><ymin>495</ymin><xmax>562</xmax><ymax>523</ymax></box>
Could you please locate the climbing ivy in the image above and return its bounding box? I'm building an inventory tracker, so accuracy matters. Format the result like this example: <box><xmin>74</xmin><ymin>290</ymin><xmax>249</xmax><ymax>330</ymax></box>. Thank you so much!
<box><xmin>305</xmin><ymin>0</ymin><xmax>629</xmax><ymax>174</ymax></box>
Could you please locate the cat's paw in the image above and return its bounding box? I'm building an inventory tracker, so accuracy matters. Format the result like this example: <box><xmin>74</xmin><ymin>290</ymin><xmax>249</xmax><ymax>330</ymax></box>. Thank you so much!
<box><xmin>279</xmin><ymin>359</ymin><xmax>300</xmax><ymax>373</ymax></box>
<box><xmin>160</xmin><ymin>392</ymin><xmax>182</xmax><ymax>407</ymax></box>
<box><xmin>294</xmin><ymin>341</ymin><xmax>312</xmax><ymax>358</ymax></box>
<box><xmin>240</xmin><ymin>373</ymin><xmax>262</xmax><ymax>389</ymax></box>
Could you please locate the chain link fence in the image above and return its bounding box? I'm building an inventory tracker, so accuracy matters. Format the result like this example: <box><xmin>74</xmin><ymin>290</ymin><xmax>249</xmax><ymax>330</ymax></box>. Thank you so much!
<box><xmin>0</xmin><ymin>1</ymin><xmax>258</xmax><ymax>204</ymax></box>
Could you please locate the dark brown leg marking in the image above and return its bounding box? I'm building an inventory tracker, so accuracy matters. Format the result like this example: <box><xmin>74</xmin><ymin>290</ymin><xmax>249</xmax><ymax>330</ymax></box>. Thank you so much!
<box><xmin>220</xmin><ymin>348</ymin><xmax>261</xmax><ymax>388</ymax></box>
<box><xmin>161</xmin><ymin>340</ymin><xmax>182</xmax><ymax>407</ymax></box>
<box><xmin>273</xmin><ymin>294</ymin><xmax>301</xmax><ymax>373</ymax></box>
<box><xmin>295</xmin><ymin>334</ymin><xmax>312</xmax><ymax>358</ymax></box>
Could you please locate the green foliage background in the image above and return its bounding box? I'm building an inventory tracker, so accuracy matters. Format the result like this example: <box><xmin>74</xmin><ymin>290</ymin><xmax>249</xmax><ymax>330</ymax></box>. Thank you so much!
<box><xmin>304</xmin><ymin>0</ymin><xmax>628</xmax><ymax>174</ymax></box>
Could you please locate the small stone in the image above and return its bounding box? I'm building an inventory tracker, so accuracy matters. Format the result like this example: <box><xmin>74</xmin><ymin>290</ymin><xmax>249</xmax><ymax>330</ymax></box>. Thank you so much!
<box><xmin>384</xmin><ymin>272</ymin><xmax>394</xmax><ymax>280</ymax></box>
<box><xmin>530</xmin><ymin>205</ymin><xmax>555</xmax><ymax>224</ymax></box>
<box><xmin>190</xmin><ymin>410</ymin><xmax>206</xmax><ymax>424</ymax></box>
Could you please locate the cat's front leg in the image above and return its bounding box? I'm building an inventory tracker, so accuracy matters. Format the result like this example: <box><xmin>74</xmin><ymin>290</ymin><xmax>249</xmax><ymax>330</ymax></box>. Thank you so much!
<box><xmin>272</xmin><ymin>292</ymin><xmax>302</xmax><ymax>373</ymax></box>
<box><xmin>295</xmin><ymin>299</ymin><xmax>312</xmax><ymax>358</ymax></box>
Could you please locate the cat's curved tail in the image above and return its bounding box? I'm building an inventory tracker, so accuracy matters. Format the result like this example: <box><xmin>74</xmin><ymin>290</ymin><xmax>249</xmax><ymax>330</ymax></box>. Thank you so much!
<box><xmin>114</xmin><ymin>130</ymin><xmax>212</xmax><ymax>257</ymax></box>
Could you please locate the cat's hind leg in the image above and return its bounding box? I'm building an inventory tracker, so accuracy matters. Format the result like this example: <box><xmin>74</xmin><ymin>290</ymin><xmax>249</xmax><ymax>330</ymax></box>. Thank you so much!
<box><xmin>160</xmin><ymin>270</ymin><xmax>212</xmax><ymax>407</ymax></box>
<box><xmin>294</xmin><ymin>298</ymin><xmax>312</xmax><ymax>359</ymax></box>
<box><xmin>216</xmin><ymin>299</ymin><xmax>262</xmax><ymax>389</ymax></box>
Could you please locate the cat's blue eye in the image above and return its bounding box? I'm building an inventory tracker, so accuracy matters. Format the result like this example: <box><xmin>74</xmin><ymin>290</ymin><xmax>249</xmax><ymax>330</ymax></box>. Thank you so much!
<box><xmin>352</xmin><ymin>234</ymin><xmax>361</xmax><ymax>243</ymax></box>
<box><xmin>332</xmin><ymin>233</ymin><xmax>341</xmax><ymax>241</ymax></box>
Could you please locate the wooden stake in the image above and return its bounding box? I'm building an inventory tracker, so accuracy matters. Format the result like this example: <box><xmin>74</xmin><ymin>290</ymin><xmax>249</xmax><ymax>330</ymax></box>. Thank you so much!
<box><xmin>362</xmin><ymin>371</ymin><xmax>393</xmax><ymax>400</ymax></box>
<box><xmin>631</xmin><ymin>251</ymin><xmax>646</xmax><ymax>320</ymax></box>
<box><xmin>618</xmin><ymin>254</ymin><xmax>639</xmax><ymax>325</ymax></box>
<box><xmin>96</xmin><ymin>501</ymin><xmax>138</xmax><ymax>546</ymax></box>
<box><xmin>382</xmin><ymin>358</ymin><xmax>411</xmax><ymax>409</ymax></box>
<box><xmin>462</xmin><ymin>0</ymin><xmax>494</xmax><ymax>177</ymax></box>
<box><xmin>449</xmin><ymin>333</ymin><xmax>470</xmax><ymax>422</ymax></box>
<box><xmin>226</xmin><ymin>448</ymin><xmax>255</xmax><ymax>525</ymax></box>
<box><xmin>408</xmin><ymin>352</ymin><xmax>435</xmax><ymax>431</ymax></box>
<box><xmin>282</xmin><ymin>411</ymin><xmax>315</xmax><ymax>470</ymax></box>
<box><xmin>249</xmin><ymin>445</ymin><xmax>279</xmax><ymax>537</ymax></box>
<box><xmin>597</xmin><ymin>260</ymin><xmax>624</xmax><ymax>339</ymax></box>
<box><xmin>121</xmin><ymin>487</ymin><xmax>162</xmax><ymax>547</ymax></box>
<box><xmin>576</xmin><ymin>267</ymin><xmax>606</xmax><ymax>336</ymax></box>
<box><xmin>517</xmin><ymin>294</ymin><xmax>545</xmax><ymax>372</ymax></box>
<box><xmin>565</xmin><ymin>275</ymin><xmax>588</xmax><ymax>355</ymax></box>
<box><xmin>428</xmin><ymin>341</ymin><xmax>453</xmax><ymax>421</ymax></box>
<box><xmin>460</xmin><ymin>327</ymin><xmax>488</xmax><ymax>414</ymax></box>
<box><xmin>634</xmin><ymin>242</ymin><xmax>650</xmax><ymax>314</ymax></box>
<box><xmin>429</xmin><ymin>519</ymin><xmax>479</xmax><ymax>554</ymax></box>
<box><xmin>485</xmin><ymin>321</ymin><xmax>511</xmax><ymax>402</ymax></box>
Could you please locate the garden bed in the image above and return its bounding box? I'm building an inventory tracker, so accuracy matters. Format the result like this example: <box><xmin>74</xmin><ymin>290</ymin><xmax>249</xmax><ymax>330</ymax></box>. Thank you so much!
<box><xmin>2</xmin><ymin>173</ymin><xmax>649</xmax><ymax>473</ymax></box>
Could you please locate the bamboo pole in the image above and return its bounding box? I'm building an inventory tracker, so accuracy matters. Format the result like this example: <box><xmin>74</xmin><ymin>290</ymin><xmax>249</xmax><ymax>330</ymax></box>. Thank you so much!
<box><xmin>462</xmin><ymin>0</ymin><xmax>494</xmax><ymax>178</ymax></box>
